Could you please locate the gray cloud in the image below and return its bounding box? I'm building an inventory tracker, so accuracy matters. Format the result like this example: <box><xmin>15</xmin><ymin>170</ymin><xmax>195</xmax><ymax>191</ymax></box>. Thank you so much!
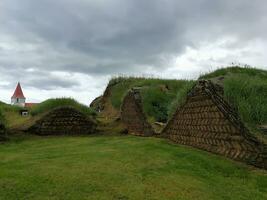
<box><xmin>0</xmin><ymin>65</ymin><xmax>80</xmax><ymax>90</ymax></box>
<box><xmin>0</xmin><ymin>0</ymin><xmax>267</xmax><ymax>103</ymax></box>
<box><xmin>27</xmin><ymin>76</ymin><xmax>80</xmax><ymax>90</ymax></box>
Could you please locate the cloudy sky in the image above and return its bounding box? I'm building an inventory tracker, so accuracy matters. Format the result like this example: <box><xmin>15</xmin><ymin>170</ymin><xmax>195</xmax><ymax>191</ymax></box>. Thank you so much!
<box><xmin>0</xmin><ymin>0</ymin><xmax>267</xmax><ymax>104</ymax></box>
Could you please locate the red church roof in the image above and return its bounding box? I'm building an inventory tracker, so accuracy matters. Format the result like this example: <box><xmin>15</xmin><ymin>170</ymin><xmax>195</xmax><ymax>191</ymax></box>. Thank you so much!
<box><xmin>12</xmin><ymin>82</ymin><xmax>25</xmax><ymax>99</ymax></box>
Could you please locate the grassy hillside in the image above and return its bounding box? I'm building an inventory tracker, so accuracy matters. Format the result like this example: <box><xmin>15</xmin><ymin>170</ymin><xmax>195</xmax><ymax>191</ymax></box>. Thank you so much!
<box><xmin>199</xmin><ymin>66</ymin><xmax>267</xmax><ymax>80</ymax></box>
<box><xmin>0</xmin><ymin>101</ymin><xmax>29</xmax><ymax>129</ymax></box>
<box><xmin>0</xmin><ymin>135</ymin><xmax>266</xmax><ymax>200</ymax></box>
<box><xmin>31</xmin><ymin>98</ymin><xmax>96</xmax><ymax>117</ymax></box>
<box><xmin>95</xmin><ymin>66</ymin><xmax>266</xmax><ymax>137</ymax></box>
<box><xmin>107</xmin><ymin>77</ymin><xmax>186</xmax><ymax>110</ymax></box>
<box><xmin>200</xmin><ymin>66</ymin><xmax>267</xmax><ymax>131</ymax></box>
<box><xmin>0</xmin><ymin>98</ymin><xmax>96</xmax><ymax>130</ymax></box>
<box><xmin>0</xmin><ymin>101</ymin><xmax>20</xmax><ymax>119</ymax></box>
<box><xmin>102</xmin><ymin>77</ymin><xmax>193</xmax><ymax>123</ymax></box>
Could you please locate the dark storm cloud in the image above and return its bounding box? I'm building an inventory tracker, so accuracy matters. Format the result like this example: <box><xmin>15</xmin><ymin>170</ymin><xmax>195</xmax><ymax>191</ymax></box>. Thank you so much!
<box><xmin>0</xmin><ymin>0</ymin><xmax>267</xmax><ymax>89</ymax></box>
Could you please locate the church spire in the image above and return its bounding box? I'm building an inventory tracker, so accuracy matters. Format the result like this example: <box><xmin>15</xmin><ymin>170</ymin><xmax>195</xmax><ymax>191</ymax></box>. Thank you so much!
<box><xmin>11</xmin><ymin>82</ymin><xmax>25</xmax><ymax>99</ymax></box>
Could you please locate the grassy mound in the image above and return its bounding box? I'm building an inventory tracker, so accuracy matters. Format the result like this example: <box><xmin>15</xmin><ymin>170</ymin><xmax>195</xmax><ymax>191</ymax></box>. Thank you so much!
<box><xmin>0</xmin><ymin>98</ymin><xmax>97</xmax><ymax>130</ymax></box>
<box><xmin>105</xmin><ymin>77</ymin><xmax>193</xmax><ymax>123</ymax></box>
<box><xmin>29</xmin><ymin>106</ymin><xmax>97</xmax><ymax>136</ymax></box>
<box><xmin>199</xmin><ymin>66</ymin><xmax>267</xmax><ymax>80</ymax></box>
<box><xmin>200</xmin><ymin>66</ymin><xmax>267</xmax><ymax>131</ymax></box>
<box><xmin>97</xmin><ymin>66</ymin><xmax>266</xmax><ymax>137</ymax></box>
<box><xmin>31</xmin><ymin>98</ymin><xmax>96</xmax><ymax>117</ymax></box>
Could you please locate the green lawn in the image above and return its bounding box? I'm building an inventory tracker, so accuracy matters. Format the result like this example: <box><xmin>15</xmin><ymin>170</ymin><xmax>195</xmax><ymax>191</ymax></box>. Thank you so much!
<box><xmin>0</xmin><ymin>135</ymin><xmax>266</xmax><ymax>200</ymax></box>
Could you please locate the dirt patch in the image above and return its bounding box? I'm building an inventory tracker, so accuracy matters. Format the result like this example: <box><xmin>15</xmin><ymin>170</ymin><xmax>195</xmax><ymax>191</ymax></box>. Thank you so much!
<box><xmin>163</xmin><ymin>80</ymin><xmax>267</xmax><ymax>169</ymax></box>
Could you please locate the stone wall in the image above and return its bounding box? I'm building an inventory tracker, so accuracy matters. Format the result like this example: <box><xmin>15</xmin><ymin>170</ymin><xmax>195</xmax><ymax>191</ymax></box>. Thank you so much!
<box><xmin>121</xmin><ymin>88</ymin><xmax>154</xmax><ymax>136</ymax></box>
<box><xmin>163</xmin><ymin>80</ymin><xmax>267</xmax><ymax>169</ymax></box>
<box><xmin>29</xmin><ymin>106</ymin><xmax>97</xmax><ymax>135</ymax></box>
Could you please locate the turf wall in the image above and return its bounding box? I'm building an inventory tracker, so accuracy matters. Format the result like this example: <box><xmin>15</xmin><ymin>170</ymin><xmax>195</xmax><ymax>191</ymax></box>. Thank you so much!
<box><xmin>121</xmin><ymin>88</ymin><xmax>154</xmax><ymax>136</ymax></box>
<box><xmin>29</xmin><ymin>106</ymin><xmax>96</xmax><ymax>135</ymax></box>
<box><xmin>163</xmin><ymin>80</ymin><xmax>267</xmax><ymax>169</ymax></box>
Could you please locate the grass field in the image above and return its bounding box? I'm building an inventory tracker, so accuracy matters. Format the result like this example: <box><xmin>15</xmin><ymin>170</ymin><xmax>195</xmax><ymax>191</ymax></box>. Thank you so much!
<box><xmin>0</xmin><ymin>135</ymin><xmax>266</xmax><ymax>200</ymax></box>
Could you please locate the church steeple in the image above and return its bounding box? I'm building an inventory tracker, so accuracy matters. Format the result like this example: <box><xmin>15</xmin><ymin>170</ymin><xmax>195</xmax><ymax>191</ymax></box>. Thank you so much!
<box><xmin>11</xmin><ymin>82</ymin><xmax>26</xmax><ymax>107</ymax></box>
<box><xmin>12</xmin><ymin>82</ymin><xmax>25</xmax><ymax>99</ymax></box>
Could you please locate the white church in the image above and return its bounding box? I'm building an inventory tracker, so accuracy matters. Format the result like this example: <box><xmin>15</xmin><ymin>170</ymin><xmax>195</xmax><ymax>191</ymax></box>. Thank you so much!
<box><xmin>11</xmin><ymin>82</ymin><xmax>37</xmax><ymax>108</ymax></box>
